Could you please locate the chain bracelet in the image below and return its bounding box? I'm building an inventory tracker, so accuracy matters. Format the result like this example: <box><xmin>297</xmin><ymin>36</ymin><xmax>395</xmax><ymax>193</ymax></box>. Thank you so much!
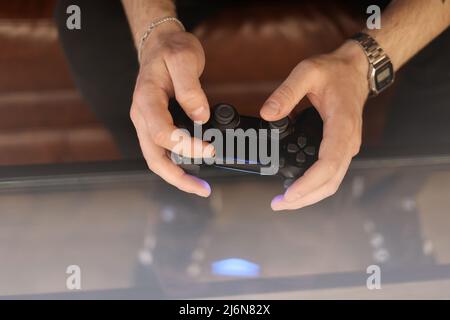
<box><xmin>138</xmin><ymin>16</ymin><xmax>185</xmax><ymax>62</ymax></box>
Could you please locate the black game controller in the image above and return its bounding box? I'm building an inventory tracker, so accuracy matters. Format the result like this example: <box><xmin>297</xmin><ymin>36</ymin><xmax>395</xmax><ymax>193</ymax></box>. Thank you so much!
<box><xmin>170</xmin><ymin>102</ymin><xmax>323</xmax><ymax>187</ymax></box>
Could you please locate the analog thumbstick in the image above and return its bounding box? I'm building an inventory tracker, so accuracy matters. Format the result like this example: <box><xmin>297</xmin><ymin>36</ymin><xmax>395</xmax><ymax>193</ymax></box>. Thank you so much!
<box><xmin>214</xmin><ymin>104</ymin><xmax>236</xmax><ymax>125</ymax></box>
<box><xmin>212</xmin><ymin>104</ymin><xmax>240</xmax><ymax>128</ymax></box>
<box><xmin>268</xmin><ymin>117</ymin><xmax>290</xmax><ymax>134</ymax></box>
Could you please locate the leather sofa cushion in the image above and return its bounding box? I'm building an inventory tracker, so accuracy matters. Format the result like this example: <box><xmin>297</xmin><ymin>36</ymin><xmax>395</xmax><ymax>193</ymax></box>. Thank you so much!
<box><xmin>193</xmin><ymin>2</ymin><xmax>365</xmax><ymax>115</ymax></box>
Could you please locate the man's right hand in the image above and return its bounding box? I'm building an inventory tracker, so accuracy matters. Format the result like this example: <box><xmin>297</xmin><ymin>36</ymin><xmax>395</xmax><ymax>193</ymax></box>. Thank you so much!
<box><xmin>129</xmin><ymin>24</ymin><xmax>214</xmax><ymax>197</ymax></box>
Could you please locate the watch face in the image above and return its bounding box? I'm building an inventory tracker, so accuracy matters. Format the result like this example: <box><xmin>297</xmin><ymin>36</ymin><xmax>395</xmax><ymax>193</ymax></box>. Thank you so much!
<box><xmin>375</xmin><ymin>62</ymin><xmax>394</xmax><ymax>92</ymax></box>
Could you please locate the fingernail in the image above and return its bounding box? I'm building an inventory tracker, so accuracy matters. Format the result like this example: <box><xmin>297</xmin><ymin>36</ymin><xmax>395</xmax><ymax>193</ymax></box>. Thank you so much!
<box><xmin>271</xmin><ymin>195</ymin><xmax>285</xmax><ymax>211</ymax></box>
<box><xmin>191</xmin><ymin>106</ymin><xmax>206</xmax><ymax>117</ymax></box>
<box><xmin>262</xmin><ymin>101</ymin><xmax>280</xmax><ymax>116</ymax></box>
<box><xmin>198</xmin><ymin>179</ymin><xmax>211</xmax><ymax>197</ymax></box>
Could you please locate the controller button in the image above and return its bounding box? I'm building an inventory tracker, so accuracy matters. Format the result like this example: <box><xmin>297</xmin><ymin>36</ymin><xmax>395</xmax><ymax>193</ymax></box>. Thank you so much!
<box><xmin>279</xmin><ymin>157</ymin><xmax>285</xmax><ymax>168</ymax></box>
<box><xmin>283</xmin><ymin>179</ymin><xmax>295</xmax><ymax>189</ymax></box>
<box><xmin>280</xmin><ymin>166</ymin><xmax>302</xmax><ymax>179</ymax></box>
<box><xmin>297</xmin><ymin>135</ymin><xmax>307</xmax><ymax>148</ymax></box>
<box><xmin>213</xmin><ymin>104</ymin><xmax>237</xmax><ymax>125</ymax></box>
<box><xmin>304</xmin><ymin>146</ymin><xmax>316</xmax><ymax>156</ymax></box>
<box><xmin>269</xmin><ymin>117</ymin><xmax>290</xmax><ymax>133</ymax></box>
<box><xmin>287</xmin><ymin>143</ymin><xmax>299</xmax><ymax>154</ymax></box>
<box><xmin>295</xmin><ymin>151</ymin><xmax>306</xmax><ymax>164</ymax></box>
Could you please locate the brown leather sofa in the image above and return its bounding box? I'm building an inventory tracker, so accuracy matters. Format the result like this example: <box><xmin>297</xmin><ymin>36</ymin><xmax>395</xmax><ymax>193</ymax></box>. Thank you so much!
<box><xmin>199</xmin><ymin>2</ymin><xmax>362</xmax><ymax>113</ymax></box>
<box><xmin>0</xmin><ymin>0</ymin><xmax>120</xmax><ymax>165</ymax></box>
<box><xmin>0</xmin><ymin>0</ymin><xmax>391</xmax><ymax>165</ymax></box>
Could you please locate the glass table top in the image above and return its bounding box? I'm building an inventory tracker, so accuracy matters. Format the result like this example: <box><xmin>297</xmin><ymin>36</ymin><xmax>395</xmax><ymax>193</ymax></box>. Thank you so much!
<box><xmin>1</xmin><ymin>155</ymin><xmax>450</xmax><ymax>299</ymax></box>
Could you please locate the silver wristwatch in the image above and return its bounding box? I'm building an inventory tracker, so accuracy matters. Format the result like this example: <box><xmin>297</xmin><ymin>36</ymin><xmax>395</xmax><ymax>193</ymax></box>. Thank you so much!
<box><xmin>351</xmin><ymin>32</ymin><xmax>395</xmax><ymax>97</ymax></box>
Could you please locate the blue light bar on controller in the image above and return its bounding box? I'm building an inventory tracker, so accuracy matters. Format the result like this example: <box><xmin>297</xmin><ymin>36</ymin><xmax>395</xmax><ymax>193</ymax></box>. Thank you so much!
<box><xmin>212</xmin><ymin>258</ymin><xmax>260</xmax><ymax>277</ymax></box>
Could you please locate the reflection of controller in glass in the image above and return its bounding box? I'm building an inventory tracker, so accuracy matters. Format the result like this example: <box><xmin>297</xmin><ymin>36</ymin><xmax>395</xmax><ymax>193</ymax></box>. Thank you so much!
<box><xmin>171</xmin><ymin>103</ymin><xmax>323</xmax><ymax>186</ymax></box>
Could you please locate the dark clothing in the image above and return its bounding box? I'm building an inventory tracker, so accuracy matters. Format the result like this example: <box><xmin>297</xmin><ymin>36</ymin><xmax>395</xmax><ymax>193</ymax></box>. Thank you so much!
<box><xmin>56</xmin><ymin>0</ymin><xmax>140</xmax><ymax>157</ymax></box>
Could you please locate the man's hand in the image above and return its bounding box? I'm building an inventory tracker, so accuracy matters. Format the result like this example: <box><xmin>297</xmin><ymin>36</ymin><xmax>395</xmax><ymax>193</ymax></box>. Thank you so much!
<box><xmin>262</xmin><ymin>0</ymin><xmax>449</xmax><ymax>211</ymax></box>
<box><xmin>261</xmin><ymin>41</ymin><xmax>369</xmax><ymax>211</ymax></box>
<box><xmin>130</xmin><ymin>25</ymin><xmax>214</xmax><ymax>197</ymax></box>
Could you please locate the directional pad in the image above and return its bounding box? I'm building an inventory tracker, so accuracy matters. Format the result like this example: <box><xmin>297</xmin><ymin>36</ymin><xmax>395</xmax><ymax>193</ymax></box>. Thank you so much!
<box><xmin>297</xmin><ymin>135</ymin><xmax>307</xmax><ymax>148</ymax></box>
<box><xmin>304</xmin><ymin>146</ymin><xmax>316</xmax><ymax>156</ymax></box>
<box><xmin>172</xmin><ymin>102</ymin><xmax>322</xmax><ymax>183</ymax></box>
<box><xmin>279</xmin><ymin>157</ymin><xmax>285</xmax><ymax>168</ymax></box>
<box><xmin>295</xmin><ymin>151</ymin><xmax>306</xmax><ymax>164</ymax></box>
<box><xmin>287</xmin><ymin>143</ymin><xmax>300</xmax><ymax>154</ymax></box>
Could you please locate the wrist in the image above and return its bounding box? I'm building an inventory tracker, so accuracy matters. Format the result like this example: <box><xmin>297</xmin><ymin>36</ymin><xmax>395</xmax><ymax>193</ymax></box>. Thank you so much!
<box><xmin>333</xmin><ymin>40</ymin><xmax>370</xmax><ymax>99</ymax></box>
<box><xmin>334</xmin><ymin>41</ymin><xmax>369</xmax><ymax>81</ymax></box>
<box><xmin>138</xmin><ymin>17</ymin><xmax>186</xmax><ymax>64</ymax></box>
<box><xmin>141</xmin><ymin>20</ymin><xmax>184</xmax><ymax>47</ymax></box>
<box><xmin>123</xmin><ymin>0</ymin><xmax>177</xmax><ymax>46</ymax></box>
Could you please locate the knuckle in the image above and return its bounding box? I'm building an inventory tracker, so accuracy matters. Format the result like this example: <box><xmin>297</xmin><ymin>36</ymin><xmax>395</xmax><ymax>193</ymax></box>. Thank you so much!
<box><xmin>150</xmin><ymin>128</ymin><xmax>168</xmax><ymax>145</ymax></box>
<box><xmin>132</xmin><ymin>96</ymin><xmax>147</xmax><ymax>111</ymax></box>
<box><xmin>148</xmin><ymin>163</ymin><xmax>164</xmax><ymax>180</ymax></box>
<box><xmin>297</xmin><ymin>59</ymin><xmax>322</xmax><ymax>78</ymax></box>
<box><xmin>129</xmin><ymin>106</ymin><xmax>138</xmax><ymax>122</ymax></box>
<box><xmin>145</xmin><ymin>159</ymin><xmax>156</xmax><ymax>173</ymax></box>
<box><xmin>173</xmin><ymin>169</ymin><xmax>186</xmax><ymax>181</ymax></box>
<box><xmin>132</xmin><ymin>82</ymin><xmax>167</xmax><ymax>110</ymax></box>
<box><xmin>164</xmin><ymin>47</ymin><xmax>183</xmax><ymax>62</ymax></box>
<box><xmin>132</xmin><ymin>86</ymin><xmax>146</xmax><ymax>106</ymax></box>
<box><xmin>352</xmin><ymin>138</ymin><xmax>362</xmax><ymax>156</ymax></box>
<box><xmin>177</xmin><ymin>88</ymin><xmax>200</xmax><ymax>107</ymax></box>
<box><xmin>163</xmin><ymin>41</ymin><xmax>192</xmax><ymax>62</ymax></box>
<box><xmin>132</xmin><ymin>82</ymin><xmax>156</xmax><ymax>107</ymax></box>
<box><xmin>142</xmin><ymin>152</ymin><xmax>158</xmax><ymax>172</ymax></box>
<box><xmin>162</xmin><ymin>34</ymin><xmax>205</xmax><ymax>74</ymax></box>
<box><xmin>325</xmin><ymin>182</ymin><xmax>340</xmax><ymax>197</ymax></box>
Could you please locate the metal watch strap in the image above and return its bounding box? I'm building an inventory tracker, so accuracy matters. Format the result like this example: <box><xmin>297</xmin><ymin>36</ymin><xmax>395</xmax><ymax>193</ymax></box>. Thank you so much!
<box><xmin>351</xmin><ymin>32</ymin><xmax>389</xmax><ymax>68</ymax></box>
<box><xmin>351</xmin><ymin>32</ymin><xmax>394</xmax><ymax>97</ymax></box>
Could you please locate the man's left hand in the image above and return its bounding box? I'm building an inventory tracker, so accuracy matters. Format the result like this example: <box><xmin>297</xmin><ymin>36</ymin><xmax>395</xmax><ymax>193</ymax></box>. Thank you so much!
<box><xmin>261</xmin><ymin>41</ymin><xmax>370</xmax><ymax>211</ymax></box>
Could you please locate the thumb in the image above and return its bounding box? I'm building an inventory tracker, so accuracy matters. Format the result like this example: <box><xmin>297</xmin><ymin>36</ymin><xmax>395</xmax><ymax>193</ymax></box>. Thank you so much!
<box><xmin>165</xmin><ymin>52</ymin><xmax>210</xmax><ymax>124</ymax></box>
<box><xmin>261</xmin><ymin>63</ymin><xmax>316</xmax><ymax>121</ymax></box>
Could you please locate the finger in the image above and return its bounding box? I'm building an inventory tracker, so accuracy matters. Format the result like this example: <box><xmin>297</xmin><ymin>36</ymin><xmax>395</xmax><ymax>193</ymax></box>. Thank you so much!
<box><xmin>133</xmin><ymin>113</ymin><xmax>211</xmax><ymax>197</ymax></box>
<box><xmin>284</xmin><ymin>158</ymin><xmax>346</xmax><ymax>202</ymax></box>
<box><xmin>272</xmin><ymin>158</ymin><xmax>349</xmax><ymax>211</ymax></box>
<box><xmin>272</xmin><ymin>187</ymin><xmax>333</xmax><ymax>211</ymax></box>
<box><xmin>260</xmin><ymin>62</ymin><xmax>319</xmax><ymax>121</ymax></box>
<box><xmin>152</xmin><ymin>153</ymin><xmax>211</xmax><ymax>197</ymax></box>
<box><xmin>284</xmin><ymin>113</ymin><xmax>358</xmax><ymax>201</ymax></box>
<box><xmin>132</xmin><ymin>83</ymin><xmax>214</xmax><ymax>158</ymax></box>
<box><xmin>272</xmin><ymin>112</ymin><xmax>359</xmax><ymax>209</ymax></box>
<box><xmin>164</xmin><ymin>51</ymin><xmax>210</xmax><ymax>123</ymax></box>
